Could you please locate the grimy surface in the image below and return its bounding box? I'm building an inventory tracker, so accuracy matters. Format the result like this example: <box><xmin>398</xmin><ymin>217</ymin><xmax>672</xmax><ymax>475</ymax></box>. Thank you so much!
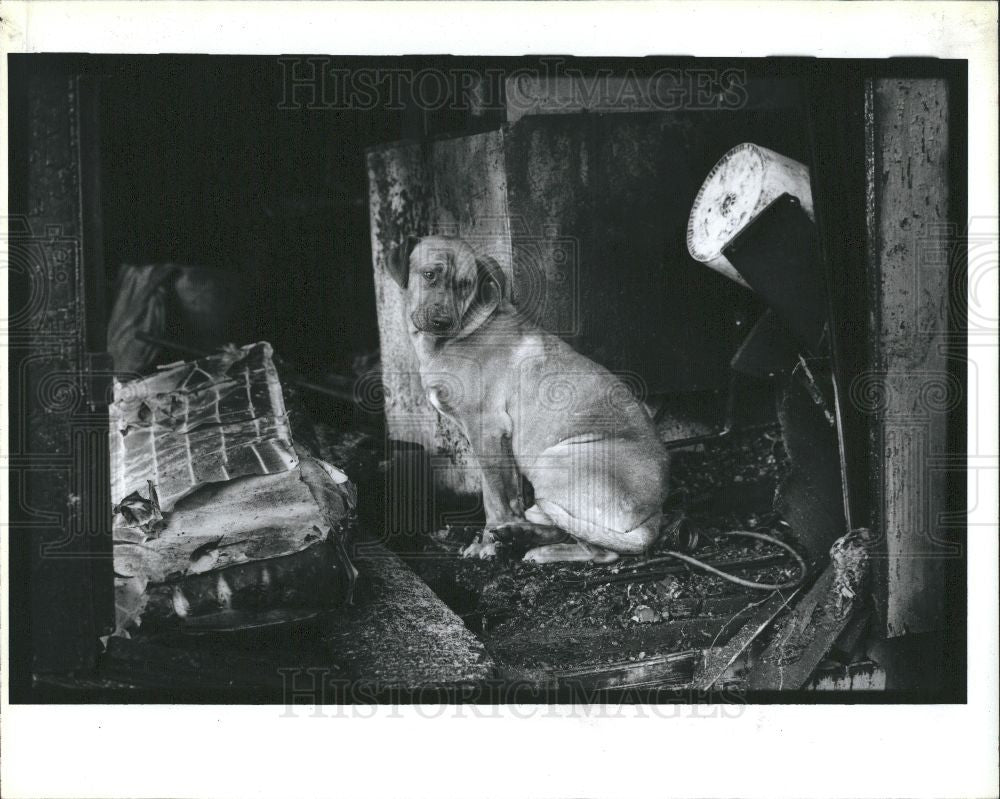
<box><xmin>869</xmin><ymin>78</ymin><xmax>954</xmax><ymax>638</ymax></box>
<box><xmin>324</xmin><ymin>541</ymin><xmax>495</xmax><ymax>690</ymax></box>
<box><xmin>402</xmin><ymin>427</ymin><xmax>797</xmax><ymax>687</ymax></box>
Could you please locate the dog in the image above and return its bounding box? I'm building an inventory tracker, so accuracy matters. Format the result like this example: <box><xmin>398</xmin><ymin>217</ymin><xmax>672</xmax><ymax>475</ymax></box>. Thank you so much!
<box><xmin>387</xmin><ymin>235</ymin><xmax>669</xmax><ymax>563</ymax></box>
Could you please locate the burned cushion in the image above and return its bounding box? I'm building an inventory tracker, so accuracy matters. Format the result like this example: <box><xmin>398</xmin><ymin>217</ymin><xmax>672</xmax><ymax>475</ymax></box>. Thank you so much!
<box><xmin>109</xmin><ymin>342</ymin><xmax>355</xmax><ymax>638</ymax></box>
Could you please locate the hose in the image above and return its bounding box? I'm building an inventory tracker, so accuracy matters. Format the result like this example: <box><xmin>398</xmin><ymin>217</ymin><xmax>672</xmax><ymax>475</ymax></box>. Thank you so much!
<box><xmin>623</xmin><ymin>529</ymin><xmax>808</xmax><ymax>591</ymax></box>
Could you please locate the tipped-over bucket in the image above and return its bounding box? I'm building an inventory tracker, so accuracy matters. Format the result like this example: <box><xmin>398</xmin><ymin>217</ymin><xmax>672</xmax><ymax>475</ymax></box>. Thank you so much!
<box><xmin>687</xmin><ymin>143</ymin><xmax>814</xmax><ymax>288</ymax></box>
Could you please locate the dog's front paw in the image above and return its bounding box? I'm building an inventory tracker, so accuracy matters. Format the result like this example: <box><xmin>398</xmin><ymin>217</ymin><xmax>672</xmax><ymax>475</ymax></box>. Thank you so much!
<box><xmin>461</xmin><ymin>541</ymin><xmax>500</xmax><ymax>559</ymax></box>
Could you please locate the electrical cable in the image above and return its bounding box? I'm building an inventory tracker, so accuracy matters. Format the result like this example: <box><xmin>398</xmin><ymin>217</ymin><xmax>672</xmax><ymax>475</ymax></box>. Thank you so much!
<box><xmin>618</xmin><ymin>529</ymin><xmax>808</xmax><ymax>591</ymax></box>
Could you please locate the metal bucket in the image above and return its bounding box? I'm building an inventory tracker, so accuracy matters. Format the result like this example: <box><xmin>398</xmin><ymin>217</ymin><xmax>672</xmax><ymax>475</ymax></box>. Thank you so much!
<box><xmin>687</xmin><ymin>143</ymin><xmax>813</xmax><ymax>288</ymax></box>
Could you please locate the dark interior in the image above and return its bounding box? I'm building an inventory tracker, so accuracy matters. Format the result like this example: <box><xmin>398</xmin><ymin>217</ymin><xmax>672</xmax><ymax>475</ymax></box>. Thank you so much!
<box><xmin>95</xmin><ymin>57</ymin><xmax>809</xmax><ymax>399</ymax></box>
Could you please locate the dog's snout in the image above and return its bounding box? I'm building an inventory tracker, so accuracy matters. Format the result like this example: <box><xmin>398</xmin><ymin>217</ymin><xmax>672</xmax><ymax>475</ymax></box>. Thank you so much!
<box><xmin>411</xmin><ymin>307</ymin><xmax>455</xmax><ymax>335</ymax></box>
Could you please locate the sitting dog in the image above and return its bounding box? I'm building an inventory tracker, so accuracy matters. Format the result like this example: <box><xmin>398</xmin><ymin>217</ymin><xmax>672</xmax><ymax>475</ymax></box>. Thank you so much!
<box><xmin>388</xmin><ymin>235</ymin><xmax>669</xmax><ymax>563</ymax></box>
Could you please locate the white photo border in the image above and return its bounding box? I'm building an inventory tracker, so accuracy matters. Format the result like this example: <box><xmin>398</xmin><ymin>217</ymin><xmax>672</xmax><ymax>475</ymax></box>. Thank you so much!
<box><xmin>2</xmin><ymin>3</ymin><xmax>997</xmax><ymax>798</ymax></box>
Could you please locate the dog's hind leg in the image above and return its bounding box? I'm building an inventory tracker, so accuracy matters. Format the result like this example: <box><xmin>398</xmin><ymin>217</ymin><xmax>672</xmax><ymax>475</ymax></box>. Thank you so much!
<box><xmin>520</xmin><ymin>498</ymin><xmax>623</xmax><ymax>563</ymax></box>
<box><xmin>522</xmin><ymin>497</ymin><xmax>661</xmax><ymax>562</ymax></box>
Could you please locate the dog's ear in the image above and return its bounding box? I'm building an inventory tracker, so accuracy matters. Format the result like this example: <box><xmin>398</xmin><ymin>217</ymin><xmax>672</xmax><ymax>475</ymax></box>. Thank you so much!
<box><xmin>475</xmin><ymin>254</ymin><xmax>507</xmax><ymax>308</ymax></box>
<box><xmin>455</xmin><ymin>254</ymin><xmax>507</xmax><ymax>340</ymax></box>
<box><xmin>385</xmin><ymin>235</ymin><xmax>419</xmax><ymax>289</ymax></box>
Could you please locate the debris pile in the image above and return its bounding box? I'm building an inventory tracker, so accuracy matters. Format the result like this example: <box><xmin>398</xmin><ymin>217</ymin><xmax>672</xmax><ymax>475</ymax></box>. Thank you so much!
<box><xmin>109</xmin><ymin>342</ymin><xmax>356</xmax><ymax>639</ymax></box>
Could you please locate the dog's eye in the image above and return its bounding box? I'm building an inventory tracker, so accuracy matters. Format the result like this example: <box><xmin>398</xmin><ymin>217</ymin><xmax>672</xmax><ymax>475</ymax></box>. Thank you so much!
<box><xmin>422</xmin><ymin>271</ymin><xmax>436</xmax><ymax>283</ymax></box>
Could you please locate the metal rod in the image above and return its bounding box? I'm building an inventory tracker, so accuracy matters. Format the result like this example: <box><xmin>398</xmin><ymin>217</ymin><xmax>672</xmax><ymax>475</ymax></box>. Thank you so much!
<box><xmin>661</xmin><ymin>422</ymin><xmax>777</xmax><ymax>451</ymax></box>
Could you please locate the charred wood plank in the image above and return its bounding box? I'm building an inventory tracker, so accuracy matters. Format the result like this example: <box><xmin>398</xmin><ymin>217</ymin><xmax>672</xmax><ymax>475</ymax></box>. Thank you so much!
<box><xmin>747</xmin><ymin>530</ymin><xmax>871</xmax><ymax>690</ymax></box>
<box><xmin>553</xmin><ymin>650</ymin><xmax>701</xmax><ymax>692</ymax></box>
<box><xmin>692</xmin><ymin>588</ymin><xmax>802</xmax><ymax>691</ymax></box>
<box><xmin>489</xmin><ymin>614</ymin><xmax>740</xmax><ymax>679</ymax></box>
<box><xmin>323</xmin><ymin>542</ymin><xmax>494</xmax><ymax>690</ymax></box>
<box><xmin>99</xmin><ymin>635</ymin><xmax>335</xmax><ymax>693</ymax></box>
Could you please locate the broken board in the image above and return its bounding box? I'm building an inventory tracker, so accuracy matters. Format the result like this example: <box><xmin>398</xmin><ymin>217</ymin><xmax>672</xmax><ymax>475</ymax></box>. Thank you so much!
<box><xmin>323</xmin><ymin>541</ymin><xmax>495</xmax><ymax>691</ymax></box>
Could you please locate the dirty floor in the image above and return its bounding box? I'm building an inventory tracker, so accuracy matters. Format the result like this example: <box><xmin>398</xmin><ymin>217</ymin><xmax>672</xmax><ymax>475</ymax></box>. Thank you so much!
<box><xmin>396</xmin><ymin>427</ymin><xmax>802</xmax><ymax>683</ymax></box>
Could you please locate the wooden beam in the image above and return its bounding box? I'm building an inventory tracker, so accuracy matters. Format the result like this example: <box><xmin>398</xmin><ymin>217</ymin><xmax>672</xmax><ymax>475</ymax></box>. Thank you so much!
<box><xmin>323</xmin><ymin>542</ymin><xmax>495</xmax><ymax>690</ymax></box>
<box><xmin>692</xmin><ymin>588</ymin><xmax>802</xmax><ymax>691</ymax></box>
<box><xmin>867</xmin><ymin>76</ymin><xmax>956</xmax><ymax>637</ymax></box>
<box><xmin>748</xmin><ymin>530</ymin><xmax>872</xmax><ymax>690</ymax></box>
<box><xmin>553</xmin><ymin>650</ymin><xmax>701</xmax><ymax>692</ymax></box>
<box><xmin>9</xmin><ymin>65</ymin><xmax>113</xmax><ymax>679</ymax></box>
<box><xmin>366</xmin><ymin>130</ymin><xmax>512</xmax><ymax>502</ymax></box>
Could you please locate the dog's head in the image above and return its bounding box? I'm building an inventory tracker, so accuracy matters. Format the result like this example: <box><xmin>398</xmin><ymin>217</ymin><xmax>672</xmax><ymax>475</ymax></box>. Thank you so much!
<box><xmin>387</xmin><ymin>235</ymin><xmax>506</xmax><ymax>338</ymax></box>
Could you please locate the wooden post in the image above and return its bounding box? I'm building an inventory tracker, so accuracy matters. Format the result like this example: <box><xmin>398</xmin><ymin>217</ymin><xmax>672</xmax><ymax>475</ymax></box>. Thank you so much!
<box><xmin>8</xmin><ymin>63</ymin><xmax>113</xmax><ymax>682</ymax></box>
<box><xmin>868</xmin><ymin>77</ymin><xmax>957</xmax><ymax>637</ymax></box>
<box><xmin>367</xmin><ymin>129</ymin><xmax>513</xmax><ymax>506</ymax></box>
